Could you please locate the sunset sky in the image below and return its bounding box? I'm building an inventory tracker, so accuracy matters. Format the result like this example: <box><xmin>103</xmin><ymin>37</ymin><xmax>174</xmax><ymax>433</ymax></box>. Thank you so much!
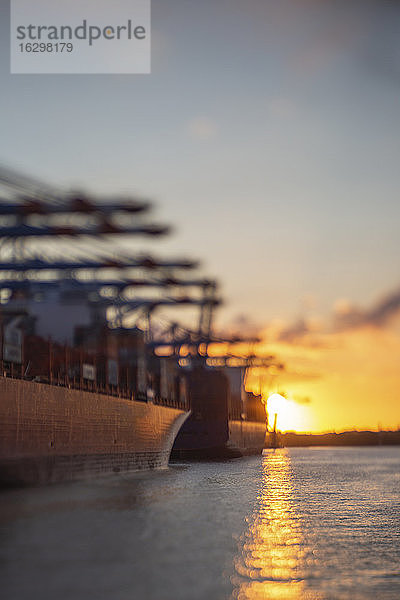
<box><xmin>1</xmin><ymin>0</ymin><xmax>400</xmax><ymax>432</ymax></box>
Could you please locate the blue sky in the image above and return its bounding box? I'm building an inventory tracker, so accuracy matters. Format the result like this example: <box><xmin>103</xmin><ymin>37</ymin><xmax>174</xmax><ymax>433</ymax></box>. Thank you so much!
<box><xmin>1</xmin><ymin>0</ymin><xmax>400</xmax><ymax>331</ymax></box>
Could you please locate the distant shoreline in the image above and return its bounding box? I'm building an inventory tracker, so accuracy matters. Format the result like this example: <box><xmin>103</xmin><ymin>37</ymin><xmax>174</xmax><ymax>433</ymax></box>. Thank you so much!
<box><xmin>280</xmin><ymin>430</ymin><xmax>400</xmax><ymax>447</ymax></box>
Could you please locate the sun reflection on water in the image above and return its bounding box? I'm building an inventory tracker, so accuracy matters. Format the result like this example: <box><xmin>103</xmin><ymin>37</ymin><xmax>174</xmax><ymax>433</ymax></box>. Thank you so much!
<box><xmin>232</xmin><ymin>450</ymin><xmax>322</xmax><ymax>600</ymax></box>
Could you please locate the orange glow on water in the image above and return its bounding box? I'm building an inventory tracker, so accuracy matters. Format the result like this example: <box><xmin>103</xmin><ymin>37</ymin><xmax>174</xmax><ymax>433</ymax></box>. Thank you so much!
<box><xmin>232</xmin><ymin>451</ymin><xmax>322</xmax><ymax>599</ymax></box>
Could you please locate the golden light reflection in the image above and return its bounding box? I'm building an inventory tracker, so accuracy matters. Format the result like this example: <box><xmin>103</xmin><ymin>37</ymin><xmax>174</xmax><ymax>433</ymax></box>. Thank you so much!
<box><xmin>231</xmin><ymin>451</ymin><xmax>322</xmax><ymax>600</ymax></box>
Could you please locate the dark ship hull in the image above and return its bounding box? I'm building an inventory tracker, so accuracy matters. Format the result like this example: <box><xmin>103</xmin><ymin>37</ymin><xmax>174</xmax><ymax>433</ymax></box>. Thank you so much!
<box><xmin>0</xmin><ymin>375</ymin><xmax>189</xmax><ymax>486</ymax></box>
<box><xmin>227</xmin><ymin>420</ymin><xmax>266</xmax><ymax>455</ymax></box>
<box><xmin>171</xmin><ymin>368</ymin><xmax>231</xmax><ymax>459</ymax></box>
<box><xmin>171</xmin><ymin>367</ymin><xmax>266</xmax><ymax>460</ymax></box>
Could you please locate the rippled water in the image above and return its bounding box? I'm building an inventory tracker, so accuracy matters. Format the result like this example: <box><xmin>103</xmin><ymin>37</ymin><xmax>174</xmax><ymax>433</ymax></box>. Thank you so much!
<box><xmin>1</xmin><ymin>448</ymin><xmax>399</xmax><ymax>599</ymax></box>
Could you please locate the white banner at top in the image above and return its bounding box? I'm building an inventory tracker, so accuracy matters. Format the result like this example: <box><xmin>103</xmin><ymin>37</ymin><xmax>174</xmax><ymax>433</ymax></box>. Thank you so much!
<box><xmin>11</xmin><ymin>0</ymin><xmax>151</xmax><ymax>74</ymax></box>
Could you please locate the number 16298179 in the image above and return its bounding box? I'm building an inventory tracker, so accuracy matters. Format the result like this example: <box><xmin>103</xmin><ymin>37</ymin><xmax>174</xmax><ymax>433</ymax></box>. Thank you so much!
<box><xmin>18</xmin><ymin>42</ymin><xmax>73</xmax><ymax>52</ymax></box>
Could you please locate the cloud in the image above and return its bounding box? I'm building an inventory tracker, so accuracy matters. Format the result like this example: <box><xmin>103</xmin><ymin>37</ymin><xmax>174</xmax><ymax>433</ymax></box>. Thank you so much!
<box><xmin>277</xmin><ymin>318</ymin><xmax>310</xmax><ymax>343</ymax></box>
<box><xmin>333</xmin><ymin>288</ymin><xmax>400</xmax><ymax>331</ymax></box>
<box><xmin>293</xmin><ymin>395</ymin><xmax>312</xmax><ymax>405</ymax></box>
<box><xmin>187</xmin><ymin>117</ymin><xmax>217</xmax><ymax>141</ymax></box>
<box><xmin>275</xmin><ymin>316</ymin><xmax>325</xmax><ymax>346</ymax></box>
<box><xmin>219</xmin><ymin>313</ymin><xmax>262</xmax><ymax>340</ymax></box>
<box><xmin>267</xmin><ymin>96</ymin><xmax>297</xmax><ymax>120</ymax></box>
<box><xmin>270</xmin><ymin>286</ymin><xmax>400</xmax><ymax>347</ymax></box>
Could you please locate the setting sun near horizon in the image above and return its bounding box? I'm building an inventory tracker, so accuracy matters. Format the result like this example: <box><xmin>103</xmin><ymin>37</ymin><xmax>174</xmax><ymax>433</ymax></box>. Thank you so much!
<box><xmin>266</xmin><ymin>393</ymin><xmax>311</xmax><ymax>433</ymax></box>
<box><xmin>244</xmin><ymin>318</ymin><xmax>400</xmax><ymax>434</ymax></box>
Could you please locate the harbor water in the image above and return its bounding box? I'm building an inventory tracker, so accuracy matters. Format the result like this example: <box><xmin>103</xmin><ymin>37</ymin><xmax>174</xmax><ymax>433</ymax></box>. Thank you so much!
<box><xmin>1</xmin><ymin>447</ymin><xmax>399</xmax><ymax>600</ymax></box>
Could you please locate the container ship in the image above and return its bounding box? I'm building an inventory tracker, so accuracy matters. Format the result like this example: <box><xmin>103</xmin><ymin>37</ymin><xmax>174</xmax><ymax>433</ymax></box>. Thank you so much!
<box><xmin>0</xmin><ymin>168</ymin><xmax>220</xmax><ymax>485</ymax></box>
<box><xmin>171</xmin><ymin>357</ymin><xmax>277</xmax><ymax>460</ymax></box>
<box><xmin>0</xmin><ymin>168</ymin><xmax>282</xmax><ymax>484</ymax></box>
<box><xmin>151</xmin><ymin>316</ymin><xmax>280</xmax><ymax>460</ymax></box>
<box><xmin>0</xmin><ymin>321</ymin><xmax>191</xmax><ymax>485</ymax></box>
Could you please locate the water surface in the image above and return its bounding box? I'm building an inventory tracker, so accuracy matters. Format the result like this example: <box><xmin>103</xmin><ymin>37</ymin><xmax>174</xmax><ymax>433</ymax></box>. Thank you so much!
<box><xmin>1</xmin><ymin>447</ymin><xmax>399</xmax><ymax>599</ymax></box>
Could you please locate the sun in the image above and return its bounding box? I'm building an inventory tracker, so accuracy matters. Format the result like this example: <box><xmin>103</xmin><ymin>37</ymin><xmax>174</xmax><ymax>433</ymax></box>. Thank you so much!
<box><xmin>267</xmin><ymin>393</ymin><xmax>304</xmax><ymax>432</ymax></box>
